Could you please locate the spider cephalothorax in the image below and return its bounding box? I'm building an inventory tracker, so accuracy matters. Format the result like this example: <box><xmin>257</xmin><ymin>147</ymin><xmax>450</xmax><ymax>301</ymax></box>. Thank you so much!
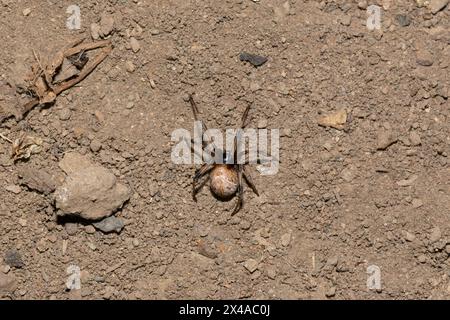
<box><xmin>188</xmin><ymin>94</ymin><xmax>259</xmax><ymax>214</ymax></box>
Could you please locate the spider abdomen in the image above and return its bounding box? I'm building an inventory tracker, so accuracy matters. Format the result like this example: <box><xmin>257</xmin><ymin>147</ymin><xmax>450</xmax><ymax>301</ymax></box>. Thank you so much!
<box><xmin>210</xmin><ymin>164</ymin><xmax>238</xmax><ymax>199</ymax></box>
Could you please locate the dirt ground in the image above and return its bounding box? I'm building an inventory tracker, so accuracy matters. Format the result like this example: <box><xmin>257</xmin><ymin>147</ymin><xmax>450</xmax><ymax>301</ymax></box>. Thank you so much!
<box><xmin>0</xmin><ymin>0</ymin><xmax>449</xmax><ymax>300</ymax></box>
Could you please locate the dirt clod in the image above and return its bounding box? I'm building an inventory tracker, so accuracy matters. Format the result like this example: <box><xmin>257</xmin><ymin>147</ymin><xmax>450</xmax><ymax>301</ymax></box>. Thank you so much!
<box><xmin>55</xmin><ymin>152</ymin><xmax>131</xmax><ymax>220</ymax></box>
<box><xmin>99</xmin><ymin>14</ymin><xmax>114</xmax><ymax>38</ymax></box>
<box><xmin>18</xmin><ymin>166</ymin><xmax>58</xmax><ymax>194</ymax></box>
<box><xmin>5</xmin><ymin>185</ymin><xmax>21</xmax><ymax>194</ymax></box>
<box><xmin>129</xmin><ymin>37</ymin><xmax>140</xmax><ymax>53</ymax></box>
<box><xmin>0</xmin><ymin>273</ymin><xmax>16</xmax><ymax>293</ymax></box>
<box><xmin>429</xmin><ymin>0</ymin><xmax>449</xmax><ymax>14</ymax></box>
<box><xmin>376</xmin><ymin>130</ymin><xmax>398</xmax><ymax>150</ymax></box>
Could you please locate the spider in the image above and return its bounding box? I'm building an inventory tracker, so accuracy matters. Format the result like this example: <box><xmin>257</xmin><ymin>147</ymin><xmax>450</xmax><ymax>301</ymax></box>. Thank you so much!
<box><xmin>187</xmin><ymin>94</ymin><xmax>259</xmax><ymax>215</ymax></box>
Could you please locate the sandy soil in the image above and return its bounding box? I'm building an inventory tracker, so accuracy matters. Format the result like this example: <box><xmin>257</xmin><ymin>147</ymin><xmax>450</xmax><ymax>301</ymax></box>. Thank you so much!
<box><xmin>0</xmin><ymin>0</ymin><xmax>450</xmax><ymax>299</ymax></box>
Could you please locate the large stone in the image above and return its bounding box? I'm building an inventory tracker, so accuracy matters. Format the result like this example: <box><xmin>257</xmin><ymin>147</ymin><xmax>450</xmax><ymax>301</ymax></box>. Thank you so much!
<box><xmin>55</xmin><ymin>153</ymin><xmax>131</xmax><ymax>221</ymax></box>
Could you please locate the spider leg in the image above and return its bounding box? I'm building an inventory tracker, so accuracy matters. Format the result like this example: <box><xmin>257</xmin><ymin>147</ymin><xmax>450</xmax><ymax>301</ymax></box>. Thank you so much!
<box><xmin>232</xmin><ymin>164</ymin><xmax>244</xmax><ymax>215</ymax></box>
<box><xmin>243</xmin><ymin>154</ymin><xmax>279</xmax><ymax>165</ymax></box>
<box><xmin>189</xmin><ymin>94</ymin><xmax>208</xmax><ymax>132</ymax></box>
<box><xmin>193</xmin><ymin>164</ymin><xmax>214</xmax><ymax>201</ymax></box>
<box><xmin>231</xmin><ymin>104</ymin><xmax>252</xmax><ymax>165</ymax></box>
<box><xmin>241</xmin><ymin>105</ymin><xmax>251</xmax><ymax>129</ymax></box>
<box><xmin>243</xmin><ymin>165</ymin><xmax>259</xmax><ymax>196</ymax></box>
<box><xmin>193</xmin><ymin>175</ymin><xmax>209</xmax><ymax>202</ymax></box>
<box><xmin>188</xmin><ymin>94</ymin><xmax>218</xmax><ymax>153</ymax></box>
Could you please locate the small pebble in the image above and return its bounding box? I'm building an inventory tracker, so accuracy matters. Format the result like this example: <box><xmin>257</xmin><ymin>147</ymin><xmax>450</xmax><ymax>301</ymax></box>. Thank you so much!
<box><xmin>100</xmin><ymin>14</ymin><xmax>114</xmax><ymax>37</ymax></box>
<box><xmin>18</xmin><ymin>218</ymin><xmax>27</xmax><ymax>227</ymax></box>
<box><xmin>412</xmin><ymin>198</ymin><xmax>423</xmax><ymax>209</ymax></box>
<box><xmin>429</xmin><ymin>227</ymin><xmax>441</xmax><ymax>243</ymax></box>
<box><xmin>326</xmin><ymin>256</ymin><xmax>339</xmax><ymax>267</ymax></box>
<box><xmin>257</xmin><ymin>119</ymin><xmax>268</xmax><ymax>129</ymax></box>
<box><xmin>4</xmin><ymin>250</ymin><xmax>24</xmax><ymax>268</ymax></box>
<box><xmin>239</xmin><ymin>52</ymin><xmax>268</xmax><ymax>67</ymax></box>
<box><xmin>358</xmin><ymin>0</ymin><xmax>368</xmax><ymax>9</ymax></box>
<box><xmin>341</xmin><ymin>167</ymin><xmax>356</xmax><ymax>182</ymax></box>
<box><xmin>405</xmin><ymin>231</ymin><xmax>416</xmax><ymax>242</ymax></box>
<box><xmin>340</xmin><ymin>15</ymin><xmax>351</xmax><ymax>26</ymax></box>
<box><xmin>5</xmin><ymin>185</ymin><xmax>21</xmax><ymax>194</ymax></box>
<box><xmin>266</xmin><ymin>266</ymin><xmax>277</xmax><ymax>279</ymax></box>
<box><xmin>58</xmin><ymin>109</ymin><xmax>72</xmax><ymax>121</ymax></box>
<box><xmin>93</xmin><ymin>216</ymin><xmax>124</xmax><ymax>233</ymax></box>
<box><xmin>249</xmin><ymin>82</ymin><xmax>260</xmax><ymax>92</ymax></box>
<box><xmin>81</xmin><ymin>288</ymin><xmax>92</xmax><ymax>297</ymax></box>
<box><xmin>243</xmin><ymin>258</ymin><xmax>259</xmax><ymax>273</ymax></box>
<box><xmin>282</xmin><ymin>128</ymin><xmax>292</xmax><ymax>137</ymax></box>
<box><xmin>90</xmin><ymin>139</ymin><xmax>102</xmax><ymax>152</ymax></box>
<box><xmin>129</xmin><ymin>37</ymin><xmax>140</xmax><ymax>53</ymax></box>
<box><xmin>1</xmin><ymin>265</ymin><xmax>11</xmax><ymax>274</ymax></box>
<box><xmin>240</xmin><ymin>220</ymin><xmax>251</xmax><ymax>230</ymax></box>
<box><xmin>22</xmin><ymin>8</ymin><xmax>31</xmax><ymax>16</ymax></box>
<box><xmin>409</xmin><ymin>131</ymin><xmax>422</xmax><ymax>146</ymax></box>
<box><xmin>125</xmin><ymin>61</ymin><xmax>136</xmax><ymax>73</ymax></box>
<box><xmin>377</xmin><ymin>131</ymin><xmax>398</xmax><ymax>150</ymax></box>
<box><xmin>90</xmin><ymin>23</ymin><xmax>100</xmax><ymax>40</ymax></box>
<box><xmin>18</xmin><ymin>289</ymin><xmax>27</xmax><ymax>296</ymax></box>
<box><xmin>281</xmin><ymin>233</ymin><xmax>291</xmax><ymax>247</ymax></box>
<box><xmin>36</xmin><ymin>239</ymin><xmax>48</xmax><ymax>253</ymax></box>
<box><xmin>325</xmin><ymin>287</ymin><xmax>336</xmax><ymax>297</ymax></box>
<box><xmin>0</xmin><ymin>273</ymin><xmax>17</xmax><ymax>293</ymax></box>
<box><xmin>79</xmin><ymin>270</ymin><xmax>90</xmax><ymax>284</ymax></box>
<box><xmin>198</xmin><ymin>226</ymin><xmax>209</xmax><ymax>237</ymax></box>
<box><xmin>85</xmin><ymin>225</ymin><xmax>96</xmax><ymax>234</ymax></box>
<box><xmin>429</xmin><ymin>0</ymin><xmax>449</xmax><ymax>14</ymax></box>
<box><xmin>418</xmin><ymin>254</ymin><xmax>427</xmax><ymax>263</ymax></box>
<box><xmin>94</xmin><ymin>110</ymin><xmax>105</xmax><ymax>122</ymax></box>
<box><xmin>182</xmin><ymin>93</ymin><xmax>190</xmax><ymax>102</ymax></box>
<box><xmin>65</xmin><ymin>223</ymin><xmax>78</xmax><ymax>236</ymax></box>
<box><xmin>416</xmin><ymin>49</ymin><xmax>434</xmax><ymax>66</ymax></box>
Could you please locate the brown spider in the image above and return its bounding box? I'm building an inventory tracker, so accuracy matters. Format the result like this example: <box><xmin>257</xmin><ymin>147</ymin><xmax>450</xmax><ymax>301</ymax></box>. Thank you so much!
<box><xmin>188</xmin><ymin>94</ymin><xmax>259</xmax><ymax>215</ymax></box>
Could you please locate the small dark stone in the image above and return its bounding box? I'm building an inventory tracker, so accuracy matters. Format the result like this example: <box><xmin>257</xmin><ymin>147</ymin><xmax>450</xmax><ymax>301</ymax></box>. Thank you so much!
<box><xmin>239</xmin><ymin>52</ymin><xmax>268</xmax><ymax>67</ymax></box>
<box><xmin>395</xmin><ymin>14</ymin><xmax>411</xmax><ymax>27</ymax></box>
<box><xmin>93</xmin><ymin>216</ymin><xmax>124</xmax><ymax>233</ymax></box>
<box><xmin>4</xmin><ymin>249</ymin><xmax>25</xmax><ymax>268</ymax></box>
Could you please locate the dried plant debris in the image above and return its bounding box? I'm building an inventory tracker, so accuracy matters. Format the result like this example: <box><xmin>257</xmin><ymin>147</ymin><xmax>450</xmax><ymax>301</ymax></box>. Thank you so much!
<box><xmin>11</xmin><ymin>133</ymin><xmax>43</xmax><ymax>161</ymax></box>
<box><xmin>0</xmin><ymin>38</ymin><xmax>112</xmax><ymax>125</ymax></box>
<box><xmin>318</xmin><ymin>109</ymin><xmax>348</xmax><ymax>130</ymax></box>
